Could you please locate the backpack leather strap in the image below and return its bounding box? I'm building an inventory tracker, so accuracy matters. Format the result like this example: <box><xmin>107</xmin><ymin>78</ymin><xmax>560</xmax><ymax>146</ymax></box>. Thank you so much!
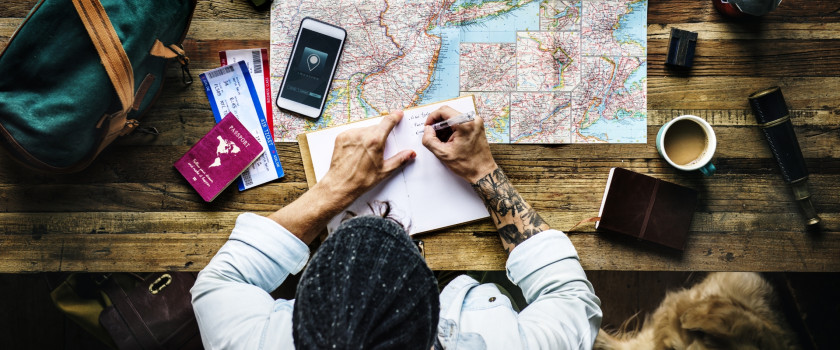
<box><xmin>150</xmin><ymin>39</ymin><xmax>189</xmax><ymax>65</ymax></box>
<box><xmin>70</xmin><ymin>0</ymin><xmax>135</xmax><ymax>116</ymax></box>
<box><xmin>71</xmin><ymin>0</ymin><xmax>139</xmax><ymax>165</ymax></box>
<box><xmin>150</xmin><ymin>39</ymin><xmax>193</xmax><ymax>85</ymax></box>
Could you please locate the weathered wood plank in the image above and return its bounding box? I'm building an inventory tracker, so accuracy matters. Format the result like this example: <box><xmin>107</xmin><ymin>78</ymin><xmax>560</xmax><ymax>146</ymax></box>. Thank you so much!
<box><xmin>648</xmin><ymin>22</ymin><xmax>840</xmax><ymax>40</ymax></box>
<box><xmin>186</xmin><ymin>19</ymin><xmax>268</xmax><ymax>41</ymax></box>
<box><xmin>648</xmin><ymin>1</ymin><xmax>840</xmax><ymax>24</ymax></box>
<box><xmin>0</xmin><ymin>18</ymin><xmax>21</xmax><ymax>47</ymax></box>
<box><xmin>3</xmin><ymin>150</ymin><xmax>839</xmax><ymax>198</ymax></box>
<box><xmin>72</xmin><ymin>200</ymin><xmax>834</xmax><ymax>233</ymax></box>
<box><xmin>649</xmin><ymin>77</ymin><xmax>840</xmax><ymax>110</ymax></box>
<box><xmin>0</xmin><ymin>233</ymin><xmax>230</xmax><ymax>272</ymax></box>
<box><xmin>1</xmin><ymin>212</ymin><xmax>837</xmax><ymax>272</ymax></box>
<box><xmin>1</xmin><ymin>210</ymin><xmax>835</xmax><ymax>235</ymax></box>
<box><xmin>194</xmin><ymin>1</ymin><xmax>269</xmax><ymax>20</ymax></box>
<box><xmin>648</xmin><ymin>39</ymin><xmax>840</xmax><ymax>77</ymax></box>
<box><xmin>0</xmin><ymin>1</ymin><xmax>37</xmax><ymax>18</ymax></box>
<box><xmin>647</xmin><ymin>109</ymin><xmax>840</xmax><ymax>126</ymax></box>
<box><xmin>0</xmin><ymin>144</ymin><xmax>309</xmax><ymax>184</ymax></box>
<box><xmin>2</xmin><ymin>137</ymin><xmax>840</xmax><ymax>184</ymax></box>
<box><xmin>0</xmin><ymin>212</ymin><xmax>241</xmax><ymax>235</ymax></box>
<box><xmin>0</xmin><ymin>174</ymin><xmax>837</xmax><ymax>213</ymax></box>
<box><xmin>0</xmin><ymin>182</ymin><xmax>308</xmax><ymax>212</ymax></box>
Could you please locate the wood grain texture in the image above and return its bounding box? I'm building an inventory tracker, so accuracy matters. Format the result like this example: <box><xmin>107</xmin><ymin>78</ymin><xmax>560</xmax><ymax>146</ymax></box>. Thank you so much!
<box><xmin>648</xmin><ymin>1</ymin><xmax>840</xmax><ymax>24</ymax></box>
<box><xmin>1</xmin><ymin>0</ymin><xmax>838</xmax><ymax>272</ymax></box>
<box><xmin>0</xmin><ymin>212</ymin><xmax>837</xmax><ymax>272</ymax></box>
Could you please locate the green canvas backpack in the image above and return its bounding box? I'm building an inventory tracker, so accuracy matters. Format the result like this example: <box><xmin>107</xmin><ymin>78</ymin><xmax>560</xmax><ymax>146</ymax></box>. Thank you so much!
<box><xmin>0</xmin><ymin>0</ymin><xmax>197</xmax><ymax>173</ymax></box>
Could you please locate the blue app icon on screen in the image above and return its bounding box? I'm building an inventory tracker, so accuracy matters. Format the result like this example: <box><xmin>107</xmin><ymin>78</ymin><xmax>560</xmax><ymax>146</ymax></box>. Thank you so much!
<box><xmin>299</xmin><ymin>47</ymin><xmax>327</xmax><ymax>75</ymax></box>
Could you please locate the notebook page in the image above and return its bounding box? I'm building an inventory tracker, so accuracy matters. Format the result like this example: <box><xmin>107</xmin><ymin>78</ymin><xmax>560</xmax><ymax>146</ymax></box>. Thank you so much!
<box><xmin>392</xmin><ymin>96</ymin><xmax>489</xmax><ymax>234</ymax></box>
<box><xmin>304</xmin><ymin>117</ymin><xmax>413</xmax><ymax>234</ymax></box>
<box><xmin>595</xmin><ymin>167</ymin><xmax>617</xmax><ymax>229</ymax></box>
<box><xmin>306</xmin><ymin>117</ymin><xmax>384</xmax><ymax>182</ymax></box>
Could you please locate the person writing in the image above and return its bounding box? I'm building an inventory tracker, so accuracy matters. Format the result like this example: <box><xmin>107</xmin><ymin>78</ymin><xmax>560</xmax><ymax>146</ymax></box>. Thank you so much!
<box><xmin>191</xmin><ymin>108</ymin><xmax>602</xmax><ymax>349</ymax></box>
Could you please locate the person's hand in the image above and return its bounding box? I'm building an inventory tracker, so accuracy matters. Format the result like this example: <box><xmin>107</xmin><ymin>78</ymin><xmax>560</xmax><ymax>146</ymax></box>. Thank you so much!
<box><xmin>319</xmin><ymin>111</ymin><xmax>416</xmax><ymax>201</ymax></box>
<box><xmin>421</xmin><ymin>106</ymin><xmax>497</xmax><ymax>183</ymax></box>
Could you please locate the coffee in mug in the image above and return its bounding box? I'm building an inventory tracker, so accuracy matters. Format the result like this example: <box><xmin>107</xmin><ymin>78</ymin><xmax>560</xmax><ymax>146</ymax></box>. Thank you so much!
<box><xmin>656</xmin><ymin>115</ymin><xmax>717</xmax><ymax>176</ymax></box>
<box><xmin>663</xmin><ymin>119</ymin><xmax>707</xmax><ymax>165</ymax></box>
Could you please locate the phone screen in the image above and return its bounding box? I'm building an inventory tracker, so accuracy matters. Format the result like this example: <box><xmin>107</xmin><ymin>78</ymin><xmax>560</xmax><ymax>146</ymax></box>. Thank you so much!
<box><xmin>280</xmin><ymin>28</ymin><xmax>342</xmax><ymax>109</ymax></box>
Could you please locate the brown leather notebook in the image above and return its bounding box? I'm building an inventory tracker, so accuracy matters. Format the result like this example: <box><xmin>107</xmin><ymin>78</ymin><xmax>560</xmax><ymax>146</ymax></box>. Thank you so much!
<box><xmin>596</xmin><ymin>167</ymin><xmax>698</xmax><ymax>250</ymax></box>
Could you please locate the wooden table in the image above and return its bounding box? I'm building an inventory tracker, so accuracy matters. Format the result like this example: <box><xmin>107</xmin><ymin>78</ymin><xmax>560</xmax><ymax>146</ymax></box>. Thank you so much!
<box><xmin>1</xmin><ymin>0</ymin><xmax>838</xmax><ymax>273</ymax></box>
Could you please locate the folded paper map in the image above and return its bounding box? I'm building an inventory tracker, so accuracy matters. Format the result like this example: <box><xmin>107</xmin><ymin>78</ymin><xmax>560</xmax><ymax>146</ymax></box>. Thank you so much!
<box><xmin>271</xmin><ymin>0</ymin><xmax>647</xmax><ymax>144</ymax></box>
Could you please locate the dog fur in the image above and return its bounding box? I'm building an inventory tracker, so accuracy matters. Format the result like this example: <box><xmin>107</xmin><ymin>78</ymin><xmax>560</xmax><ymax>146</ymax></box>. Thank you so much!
<box><xmin>594</xmin><ymin>272</ymin><xmax>799</xmax><ymax>350</ymax></box>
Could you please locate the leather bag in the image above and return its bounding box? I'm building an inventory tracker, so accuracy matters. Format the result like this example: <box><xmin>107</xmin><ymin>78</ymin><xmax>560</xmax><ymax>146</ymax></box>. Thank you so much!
<box><xmin>50</xmin><ymin>272</ymin><xmax>203</xmax><ymax>350</ymax></box>
<box><xmin>99</xmin><ymin>272</ymin><xmax>203</xmax><ymax>350</ymax></box>
<box><xmin>0</xmin><ymin>0</ymin><xmax>197</xmax><ymax>173</ymax></box>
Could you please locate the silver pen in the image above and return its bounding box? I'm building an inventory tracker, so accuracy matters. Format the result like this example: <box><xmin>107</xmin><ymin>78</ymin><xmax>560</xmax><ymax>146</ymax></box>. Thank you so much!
<box><xmin>431</xmin><ymin>111</ymin><xmax>475</xmax><ymax>130</ymax></box>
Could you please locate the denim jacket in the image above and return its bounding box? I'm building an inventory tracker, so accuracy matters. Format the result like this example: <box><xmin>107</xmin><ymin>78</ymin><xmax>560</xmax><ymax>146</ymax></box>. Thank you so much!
<box><xmin>191</xmin><ymin>213</ymin><xmax>307</xmax><ymax>349</ymax></box>
<box><xmin>437</xmin><ymin>231</ymin><xmax>602</xmax><ymax>349</ymax></box>
<box><xmin>191</xmin><ymin>213</ymin><xmax>601</xmax><ymax>349</ymax></box>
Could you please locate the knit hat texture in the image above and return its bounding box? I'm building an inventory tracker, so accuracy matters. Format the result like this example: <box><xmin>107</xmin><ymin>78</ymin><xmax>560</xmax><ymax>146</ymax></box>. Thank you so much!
<box><xmin>293</xmin><ymin>216</ymin><xmax>439</xmax><ymax>350</ymax></box>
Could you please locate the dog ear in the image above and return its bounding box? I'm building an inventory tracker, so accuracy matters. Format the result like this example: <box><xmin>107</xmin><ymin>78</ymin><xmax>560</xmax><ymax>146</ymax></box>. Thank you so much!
<box><xmin>679</xmin><ymin>298</ymin><xmax>733</xmax><ymax>336</ymax></box>
<box><xmin>679</xmin><ymin>298</ymin><xmax>789</xmax><ymax>349</ymax></box>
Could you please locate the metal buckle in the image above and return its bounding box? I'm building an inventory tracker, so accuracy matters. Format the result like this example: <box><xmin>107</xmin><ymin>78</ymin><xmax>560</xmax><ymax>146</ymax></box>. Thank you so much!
<box><xmin>180</xmin><ymin>63</ymin><xmax>193</xmax><ymax>86</ymax></box>
<box><xmin>166</xmin><ymin>44</ymin><xmax>193</xmax><ymax>86</ymax></box>
<box><xmin>149</xmin><ymin>273</ymin><xmax>172</xmax><ymax>295</ymax></box>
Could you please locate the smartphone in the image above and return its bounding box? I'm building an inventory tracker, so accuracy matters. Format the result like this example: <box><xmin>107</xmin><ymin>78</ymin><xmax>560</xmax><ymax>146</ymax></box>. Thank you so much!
<box><xmin>276</xmin><ymin>18</ymin><xmax>346</xmax><ymax>119</ymax></box>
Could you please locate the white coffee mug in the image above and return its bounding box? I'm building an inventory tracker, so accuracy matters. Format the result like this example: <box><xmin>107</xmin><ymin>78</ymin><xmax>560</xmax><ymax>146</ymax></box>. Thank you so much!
<box><xmin>655</xmin><ymin>115</ymin><xmax>717</xmax><ymax>176</ymax></box>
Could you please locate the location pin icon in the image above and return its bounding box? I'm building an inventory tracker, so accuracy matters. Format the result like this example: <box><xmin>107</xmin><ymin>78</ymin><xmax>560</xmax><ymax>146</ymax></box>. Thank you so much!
<box><xmin>307</xmin><ymin>54</ymin><xmax>319</xmax><ymax>71</ymax></box>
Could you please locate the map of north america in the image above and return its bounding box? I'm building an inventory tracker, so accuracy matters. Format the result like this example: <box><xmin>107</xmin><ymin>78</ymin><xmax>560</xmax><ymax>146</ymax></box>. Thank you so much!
<box><xmin>271</xmin><ymin>0</ymin><xmax>647</xmax><ymax>143</ymax></box>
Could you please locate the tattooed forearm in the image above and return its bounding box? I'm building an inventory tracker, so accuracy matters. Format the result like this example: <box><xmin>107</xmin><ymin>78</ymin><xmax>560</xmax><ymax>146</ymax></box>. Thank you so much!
<box><xmin>472</xmin><ymin>168</ymin><xmax>550</xmax><ymax>253</ymax></box>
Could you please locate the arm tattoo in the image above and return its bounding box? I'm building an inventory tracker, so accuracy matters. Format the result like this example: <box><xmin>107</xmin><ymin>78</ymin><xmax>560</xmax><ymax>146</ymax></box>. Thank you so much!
<box><xmin>472</xmin><ymin>168</ymin><xmax>549</xmax><ymax>253</ymax></box>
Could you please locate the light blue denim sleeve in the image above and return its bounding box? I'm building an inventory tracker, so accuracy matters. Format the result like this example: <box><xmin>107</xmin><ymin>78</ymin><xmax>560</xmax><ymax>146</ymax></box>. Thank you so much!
<box><xmin>190</xmin><ymin>213</ymin><xmax>310</xmax><ymax>349</ymax></box>
<box><xmin>506</xmin><ymin>230</ymin><xmax>603</xmax><ymax>350</ymax></box>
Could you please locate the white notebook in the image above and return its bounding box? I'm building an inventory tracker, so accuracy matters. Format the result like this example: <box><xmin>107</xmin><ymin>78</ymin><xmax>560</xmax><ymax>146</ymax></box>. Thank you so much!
<box><xmin>301</xmin><ymin>95</ymin><xmax>489</xmax><ymax>235</ymax></box>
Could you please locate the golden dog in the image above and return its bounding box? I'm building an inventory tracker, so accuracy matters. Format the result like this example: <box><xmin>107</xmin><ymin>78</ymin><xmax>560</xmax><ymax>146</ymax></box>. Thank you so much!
<box><xmin>595</xmin><ymin>272</ymin><xmax>799</xmax><ymax>350</ymax></box>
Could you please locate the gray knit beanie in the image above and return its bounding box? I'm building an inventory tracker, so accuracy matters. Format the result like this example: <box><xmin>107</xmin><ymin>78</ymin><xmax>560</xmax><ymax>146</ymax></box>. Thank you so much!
<box><xmin>293</xmin><ymin>216</ymin><xmax>439</xmax><ymax>350</ymax></box>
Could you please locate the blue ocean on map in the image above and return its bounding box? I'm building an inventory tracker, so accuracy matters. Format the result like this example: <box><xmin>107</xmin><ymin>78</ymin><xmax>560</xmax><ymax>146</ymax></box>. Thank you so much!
<box><xmin>579</xmin><ymin>58</ymin><xmax>646</xmax><ymax>142</ymax></box>
<box><xmin>579</xmin><ymin>110</ymin><xmax>646</xmax><ymax>143</ymax></box>
<box><xmin>547</xmin><ymin>2</ymin><xmax>581</xmax><ymax>24</ymax></box>
<box><xmin>418</xmin><ymin>27</ymin><xmax>460</xmax><ymax>104</ymax></box>
<box><xmin>419</xmin><ymin>0</ymin><xmax>540</xmax><ymax>104</ymax></box>
<box><xmin>624</xmin><ymin>60</ymin><xmax>646</xmax><ymax>90</ymax></box>
<box><xmin>613</xmin><ymin>0</ymin><xmax>647</xmax><ymax>50</ymax></box>
<box><xmin>488</xmin><ymin>126</ymin><xmax>511</xmax><ymax>143</ymax></box>
<box><xmin>455</xmin><ymin>0</ymin><xmax>540</xmax><ymax>42</ymax></box>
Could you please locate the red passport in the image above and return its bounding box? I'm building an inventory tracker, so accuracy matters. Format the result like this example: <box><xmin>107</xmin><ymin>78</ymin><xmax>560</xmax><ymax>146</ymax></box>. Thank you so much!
<box><xmin>596</xmin><ymin>167</ymin><xmax>698</xmax><ymax>250</ymax></box>
<box><xmin>174</xmin><ymin>113</ymin><xmax>264</xmax><ymax>202</ymax></box>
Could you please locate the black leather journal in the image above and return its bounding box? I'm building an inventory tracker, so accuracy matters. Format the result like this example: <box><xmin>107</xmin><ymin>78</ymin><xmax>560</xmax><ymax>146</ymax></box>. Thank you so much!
<box><xmin>596</xmin><ymin>167</ymin><xmax>698</xmax><ymax>250</ymax></box>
